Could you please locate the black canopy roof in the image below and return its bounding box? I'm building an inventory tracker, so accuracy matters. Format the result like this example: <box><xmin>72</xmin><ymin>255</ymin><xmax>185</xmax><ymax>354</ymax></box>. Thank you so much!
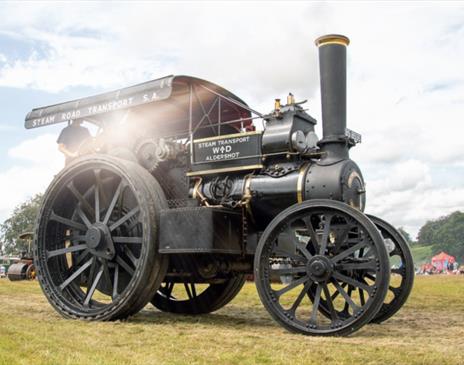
<box><xmin>24</xmin><ymin>75</ymin><xmax>254</xmax><ymax>135</ymax></box>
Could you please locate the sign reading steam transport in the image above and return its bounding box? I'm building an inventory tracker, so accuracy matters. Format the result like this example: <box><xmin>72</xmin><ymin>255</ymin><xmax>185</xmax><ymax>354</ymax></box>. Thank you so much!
<box><xmin>191</xmin><ymin>132</ymin><xmax>262</xmax><ymax>174</ymax></box>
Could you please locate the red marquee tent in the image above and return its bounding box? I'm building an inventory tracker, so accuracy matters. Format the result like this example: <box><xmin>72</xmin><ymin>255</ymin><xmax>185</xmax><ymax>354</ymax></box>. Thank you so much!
<box><xmin>431</xmin><ymin>251</ymin><xmax>456</xmax><ymax>271</ymax></box>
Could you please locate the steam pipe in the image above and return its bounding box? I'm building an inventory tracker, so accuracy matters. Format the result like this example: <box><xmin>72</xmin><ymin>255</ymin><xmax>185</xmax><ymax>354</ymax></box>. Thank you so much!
<box><xmin>315</xmin><ymin>34</ymin><xmax>350</xmax><ymax>163</ymax></box>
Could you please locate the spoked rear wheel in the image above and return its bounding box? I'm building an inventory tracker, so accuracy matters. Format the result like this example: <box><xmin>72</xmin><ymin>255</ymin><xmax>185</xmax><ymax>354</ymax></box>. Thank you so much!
<box><xmin>152</xmin><ymin>275</ymin><xmax>245</xmax><ymax>314</ymax></box>
<box><xmin>34</xmin><ymin>156</ymin><xmax>168</xmax><ymax>320</ymax></box>
<box><xmin>254</xmin><ymin>200</ymin><xmax>390</xmax><ymax>336</ymax></box>
<box><xmin>312</xmin><ymin>215</ymin><xmax>415</xmax><ymax>324</ymax></box>
<box><xmin>367</xmin><ymin>215</ymin><xmax>414</xmax><ymax>323</ymax></box>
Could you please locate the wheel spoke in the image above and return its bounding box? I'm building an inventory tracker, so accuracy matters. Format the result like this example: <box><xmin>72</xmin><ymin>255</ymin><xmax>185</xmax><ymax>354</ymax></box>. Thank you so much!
<box><xmin>94</xmin><ymin>183</ymin><xmax>100</xmax><ymax>223</ymax></box>
<box><xmin>87</xmin><ymin>257</ymin><xmax>98</xmax><ymax>289</ymax></box>
<box><xmin>103</xmin><ymin>181</ymin><xmax>124</xmax><ymax>225</ymax></box>
<box><xmin>336</xmin><ymin>259</ymin><xmax>377</xmax><ymax>271</ymax></box>
<box><xmin>184</xmin><ymin>283</ymin><xmax>194</xmax><ymax>300</ymax></box>
<box><xmin>274</xmin><ymin>275</ymin><xmax>309</xmax><ymax>298</ymax></box>
<box><xmin>330</xmin><ymin>282</ymin><xmax>347</xmax><ymax>301</ymax></box>
<box><xmin>270</xmin><ymin>266</ymin><xmax>307</xmax><ymax>275</ymax></box>
<box><xmin>84</xmin><ymin>266</ymin><xmax>103</xmax><ymax>306</ymax></box>
<box><xmin>359</xmin><ymin>287</ymin><xmax>366</xmax><ymax>306</ymax></box>
<box><xmin>333</xmin><ymin>223</ymin><xmax>353</xmax><ymax>252</ymax></box>
<box><xmin>288</xmin><ymin>279</ymin><xmax>312</xmax><ymax>314</ymax></box>
<box><xmin>332</xmin><ymin>280</ymin><xmax>360</xmax><ymax>312</ymax></box>
<box><xmin>59</xmin><ymin>258</ymin><xmax>93</xmax><ymax>290</ymax></box>
<box><xmin>319</xmin><ymin>214</ymin><xmax>332</xmax><ymax>255</ymax></box>
<box><xmin>66</xmin><ymin>235</ymin><xmax>86</xmax><ymax>243</ymax></box>
<box><xmin>112</xmin><ymin>236</ymin><xmax>143</xmax><ymax>244</ymax></box>
<box><xmin>190</xmin><ymin>283</ymin><xmax>197</xmax><ymax>298</ymax></box>
<box><xmin>164</xmin><ymin>282</ymin><xmax>175</xmax><ymax>298</ymax></box>
<box><xmin>47</xmin><ymin>244</ymin><xmax>87</xmax><ymax>259</ymax></box>
<box><xmin>75</xmin><ymin>249</ymin><xmax>90</xmax><ymax>266</ymax></box>
<box><xmin>109</xmin><ymin>206</ymin><xmax>140</xmax><ymax>232</ymax></box>
<box><xmin>50</xmin><ymin>211</ymin><xmax>86</xmax><ymax>232</ymax></box>
<box><xmin>76</xmin><ymin>206</ymin><xmax>92</xmax><ymax>228</ymax></box>
<box><xmin>112</xmin><ymin>264</ymin><xmax>119</xmax><ymax>299</ymax></box>
<box><xmin>94</xmin><ymin>169</ymin><xmax>109</xmax><ymax>210</ymax></box>
<box><xmin>322</xmin><ymin>283</ymin><xmax>338</xmax><ymax>321</ymax></box>
<box><xmin>330</xmin><ymin>240</ymin><xmax>369</xmax><ymax>264</ymax></box>
<box><xmin>115</xmin><ymin>255</ymin><xmax>134</xmax><ymax>276</ymax></box>
<box><xmin>332</xmin><ymin>272</ymin><xmax>372</xmax><ymax>293</ymax></box>
<box><xmin>303</xmin><ymin>216</ymin><xmax>320</xmax><ymax>253</ymax></box>
<box><xmin>124</xmin><ymin>247</ymin><xmax>138</xmax><ymax>267</ymax></box>
<box><xmin>284</xmin><ymin>225</ymin><xmax>312</xmax><ymax>260</ymax></box>
<box><xmin>67</xmin><ymin>181</ymin><xmax>94</xmax><ymax>218</ymax></box>
<box><xmin>101</xmin><ymin>259</ymin><xmax>113</xmax><ymax>294</ymax></box>
<box><xmin>309</xmin><ymin>283</ymin><xmax>322</xmax><ymax>325</ymax></box>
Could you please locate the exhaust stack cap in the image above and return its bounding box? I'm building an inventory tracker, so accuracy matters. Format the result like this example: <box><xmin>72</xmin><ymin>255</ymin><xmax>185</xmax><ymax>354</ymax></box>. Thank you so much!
<box><xmin>315</xmin><ymin>34</ymin><xmax>350</xmax><ymax>47</ymax></box>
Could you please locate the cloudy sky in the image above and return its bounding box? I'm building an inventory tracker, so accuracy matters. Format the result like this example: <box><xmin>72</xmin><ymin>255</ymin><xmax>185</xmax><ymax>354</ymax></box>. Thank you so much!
<box><xmin>0</xmin><ymin>1</ymin><xmax>463</xmax><ymax>237</ymax></box>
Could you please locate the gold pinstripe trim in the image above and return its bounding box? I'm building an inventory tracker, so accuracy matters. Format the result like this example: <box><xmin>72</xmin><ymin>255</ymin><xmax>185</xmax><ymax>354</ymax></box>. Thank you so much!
<box><xmin>297</xmin><ymin>163</ymin><xmax>309</xmax><ymax>204</ymax></box>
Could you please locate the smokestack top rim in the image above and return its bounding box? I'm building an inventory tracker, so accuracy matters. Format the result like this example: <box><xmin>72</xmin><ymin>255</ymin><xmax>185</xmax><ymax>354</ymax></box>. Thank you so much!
<box><xmin>315</xmin><ymin>34</ymin><xmax>350</xmax><ymax>47</ymax></box>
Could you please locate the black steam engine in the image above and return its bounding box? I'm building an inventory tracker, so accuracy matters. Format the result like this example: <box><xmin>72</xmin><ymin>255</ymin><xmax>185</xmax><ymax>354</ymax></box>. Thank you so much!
<box><xmin>25</xmin><ymin>35</ymin><xmax>413</xmax><ymax>336</ymax></box>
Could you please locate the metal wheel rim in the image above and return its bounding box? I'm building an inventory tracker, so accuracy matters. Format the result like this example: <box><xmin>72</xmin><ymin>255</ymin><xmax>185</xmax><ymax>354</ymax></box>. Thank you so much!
<box><xmin>255</xmin><ymin>200</ymin><xmax>390</xmax><ymax>336</ymax></box>
<box><xmin>35</xmin><ymin>159</ymin><xmax>158</xmax><ymax>318</ymax></box>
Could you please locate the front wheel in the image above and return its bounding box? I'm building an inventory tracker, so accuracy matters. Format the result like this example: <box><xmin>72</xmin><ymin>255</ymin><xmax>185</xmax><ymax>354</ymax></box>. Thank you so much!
<box><xmin>254</xmin><ymin>200</ymin><xmax>390</xmax><ymax>336</ymax></box>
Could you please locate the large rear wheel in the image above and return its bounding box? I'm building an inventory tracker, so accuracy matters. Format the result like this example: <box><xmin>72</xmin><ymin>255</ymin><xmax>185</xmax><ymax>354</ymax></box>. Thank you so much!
<box><xmin>34</xmin><ymin>155</ymin><xmax>168</xmax><ymax>320</ymax></box>
<box><xmin>152</xmin><ymin>275</ymin><xmax>245</xmax><ymax>314</ymax></box>
<box><xmin>367</xmin><ymin>215</ymin><xmax>414</xmax><ymax>323</ymax></box>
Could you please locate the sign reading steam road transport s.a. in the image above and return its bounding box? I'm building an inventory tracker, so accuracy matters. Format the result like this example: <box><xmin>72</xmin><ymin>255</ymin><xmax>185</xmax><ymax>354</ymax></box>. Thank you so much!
<box><xmin>189</xmin><ymin>131</ymin><xmax>262</xmax><ymax>175</ymax></box>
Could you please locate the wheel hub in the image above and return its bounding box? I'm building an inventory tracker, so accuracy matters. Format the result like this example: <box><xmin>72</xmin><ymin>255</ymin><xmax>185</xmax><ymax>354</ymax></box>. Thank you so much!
<box><xmin>85</xmin><ymin>223</ymin><xmax>115</xmax><ymax>259</ymax></box>
<box><xmin>307</xmin><ymin>255</ymin><xmax>333</xmax><ymax>282</ymax></box>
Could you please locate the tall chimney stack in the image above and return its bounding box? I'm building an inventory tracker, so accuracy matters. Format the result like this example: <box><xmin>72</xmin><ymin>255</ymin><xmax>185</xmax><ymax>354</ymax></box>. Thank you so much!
<box><xmin>315</xmin><ymin>34</ymin><xmax>350</xmax><ymax>162</ymax></box>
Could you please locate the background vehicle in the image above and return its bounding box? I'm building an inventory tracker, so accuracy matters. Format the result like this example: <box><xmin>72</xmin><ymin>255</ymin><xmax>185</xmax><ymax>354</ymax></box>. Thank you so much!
<box><xmin>7</xmin><ymin>232</ymin><xmax>36</xmax><ymax>281</ymax></box>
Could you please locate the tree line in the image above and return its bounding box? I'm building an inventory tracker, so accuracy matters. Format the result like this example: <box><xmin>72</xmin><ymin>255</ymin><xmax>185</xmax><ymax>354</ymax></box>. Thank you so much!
<box><xmin>416</xmin><ymin>211</ymin><xmax>464</xmax><ymax>260</ymax></box>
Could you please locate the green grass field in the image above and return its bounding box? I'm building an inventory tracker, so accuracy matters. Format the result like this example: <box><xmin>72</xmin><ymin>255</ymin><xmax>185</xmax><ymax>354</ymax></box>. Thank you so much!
<box><xmin>0</xmin><ymin>276</ymin><xmax>463</xmax><ymax>365</ymax></box>
<box><xmin>411</xmin><ymin>245</ymin><xmax>435</xmax><ymax>265</ymax></box>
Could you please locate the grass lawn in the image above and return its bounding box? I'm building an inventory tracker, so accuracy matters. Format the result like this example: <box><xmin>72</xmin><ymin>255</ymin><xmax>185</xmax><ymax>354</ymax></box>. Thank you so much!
<box><xmin>411</xmin><ymin>245</ymin><xmax>435</xmax><ymax>265</ymax></box>
<box><xmin>0</xmin><ymin>276</ymin><xmax>463</xmax><ymax>365</ymax></box>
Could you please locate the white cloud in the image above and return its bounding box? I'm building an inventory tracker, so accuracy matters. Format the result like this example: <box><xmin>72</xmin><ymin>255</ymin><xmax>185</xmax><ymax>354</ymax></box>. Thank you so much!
<box><xmin>0</xmin><ymin>2</ymin><xmax>464</xmax><ymax>236</ymax></box>
<box><xmin>0</xmin><ymin>134</ymin><xmax>62</xmax><ymax>221</ymax></box>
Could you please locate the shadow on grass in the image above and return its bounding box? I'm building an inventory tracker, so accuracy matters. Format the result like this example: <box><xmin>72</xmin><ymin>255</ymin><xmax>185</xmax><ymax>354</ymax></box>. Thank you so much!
<box><xmin>130</xmin><ymin>306</ymin><xmax>277</xmax><ymax>329</ymax></box>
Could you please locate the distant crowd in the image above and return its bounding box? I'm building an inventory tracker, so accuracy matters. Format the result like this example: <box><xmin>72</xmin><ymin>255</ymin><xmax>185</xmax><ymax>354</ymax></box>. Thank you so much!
<box><xmin>417</xmin><ymin>262</ymin><xmax>462</xmax><ymax>275</ymax></box>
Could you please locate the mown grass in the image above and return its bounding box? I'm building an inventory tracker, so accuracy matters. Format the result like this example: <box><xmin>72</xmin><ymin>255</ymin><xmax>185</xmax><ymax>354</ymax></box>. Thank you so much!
<box><xmin>0</xmin><ymin>276</ymin><xmax>463</xmax><ymax>365</ymax></box>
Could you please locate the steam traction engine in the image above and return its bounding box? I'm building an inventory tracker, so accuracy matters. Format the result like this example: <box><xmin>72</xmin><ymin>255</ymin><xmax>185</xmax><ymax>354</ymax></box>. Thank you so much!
<box><xmin>25</xmin><ymin>35</ymin><xmax>413</xmax><ymax>335</ymax></box>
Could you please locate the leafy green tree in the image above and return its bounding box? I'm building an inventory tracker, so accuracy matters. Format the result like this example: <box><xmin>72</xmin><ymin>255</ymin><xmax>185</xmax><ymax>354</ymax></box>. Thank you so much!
<box><xmin>416</xmin><ymin>211</ymin><xmax>464</xmax><ymax>261</ymax></box>
<box><xmin>397</xmin><ymin>227</ymin><xmax>413</xmax><ymax>246</ymax></box>
<box><xmin>0</xmin><ymin>194</ymin><xmax>42</xmax><ymax>255</ymax></box>
<box><xmin>433</xmin><ymin>211</ymin><xmax>464</xmax><ymax>260</ymax></box>
<box><xmin>417</xmin><ymin>216</ymin><xmax>447</xmax><ymax>246</ymax></box>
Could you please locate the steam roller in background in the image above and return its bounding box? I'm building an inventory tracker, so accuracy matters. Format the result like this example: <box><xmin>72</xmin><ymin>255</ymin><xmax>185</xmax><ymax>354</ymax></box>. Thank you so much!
<box><xmin>24</xmin><ymin>34</ymin><xmax>414</xmax><ymax>335</ymax></box>
<box><xmin>7</xmin><ymin>232</ymin><xmax>36</xmax><ymax>281</ymax></box>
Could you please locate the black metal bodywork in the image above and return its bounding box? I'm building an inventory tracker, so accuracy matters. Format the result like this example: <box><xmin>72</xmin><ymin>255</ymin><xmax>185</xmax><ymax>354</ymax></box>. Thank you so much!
<box><xmin>27</xmin><ymin>34</ymin><xmax>413</xmax><ymax>335</ymax></box>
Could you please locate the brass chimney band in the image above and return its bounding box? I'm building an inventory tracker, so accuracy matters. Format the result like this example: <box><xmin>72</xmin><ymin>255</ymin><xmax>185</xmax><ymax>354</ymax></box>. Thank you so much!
<box><xmin>315</xmin><ymin>34</ymin><xmax>350</xmax><ymax>47</ymax></box>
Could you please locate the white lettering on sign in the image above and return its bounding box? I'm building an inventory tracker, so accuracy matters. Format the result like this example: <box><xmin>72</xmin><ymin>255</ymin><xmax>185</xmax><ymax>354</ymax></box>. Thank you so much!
<box><xmin>87</xmin><ymin>97</ymin><xmax>135</xmax><ymax>115</ymax></box>
<box><xmin>196</xmin><ymin>135</ymin><xmax>254</xmax><ymax>162</ymax></box>
<box><xmin>61</xmin><ymin>110</ymin><xmax>81</xmax><ymax>121</ymax></box>
<box><xmin>32</xmin><ymin>114</ymin><xmax>56</xmax><ymax>127</ymax></box>
<box><xmin>143</xmin><ymin>92</ymin><xmax>158</xmax><ymax>102</ymax></box>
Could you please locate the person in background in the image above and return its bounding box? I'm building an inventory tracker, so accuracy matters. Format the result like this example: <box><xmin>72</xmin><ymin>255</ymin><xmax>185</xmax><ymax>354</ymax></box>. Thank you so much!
<box><xmin>57</xmin><ymin>120</ymin><xmax>91</xmax><ymax>165</ymax></box>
